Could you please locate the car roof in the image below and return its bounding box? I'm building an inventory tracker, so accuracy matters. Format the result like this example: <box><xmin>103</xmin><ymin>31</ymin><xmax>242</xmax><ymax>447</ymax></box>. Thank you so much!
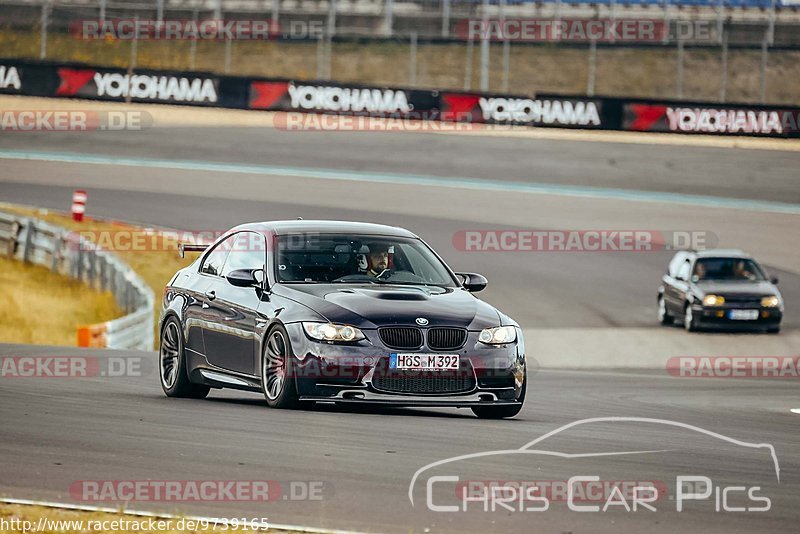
<box><xmin>229</xmin><ymin>220</ymin><xmax>419</xmax><ymax>238</ymax></box>
<box><xmin>692</xmin><ymin>249</ymin><xmax>753</xmax><ymax>259</ymax></box>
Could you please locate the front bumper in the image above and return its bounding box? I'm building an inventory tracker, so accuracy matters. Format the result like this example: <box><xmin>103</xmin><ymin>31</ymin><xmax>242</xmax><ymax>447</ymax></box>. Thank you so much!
<box><xmin>284</xmin><ymin>323</ymin><xmax>526</xmax><ymax>407</ymax></box>
<box><xmin>692</xmin><ymin>304</ymin><xmax>782</xmax><ymax>329</ymax></box>
<box><xmin>299</xmin><ymin>390</ymin><xmax>522</xmax><ymax>407</ymax></box>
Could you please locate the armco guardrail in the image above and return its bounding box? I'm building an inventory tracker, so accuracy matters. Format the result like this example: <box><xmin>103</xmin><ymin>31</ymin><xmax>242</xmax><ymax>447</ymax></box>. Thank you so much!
<box><xmin>1</xmin><ymin>58</ymin><xmax>799</xmax><ymax>137</ymax></box>
<box><xmin>0</xmin><ymin>210</ymin><xmax>155</xmax><ymax>350</ymax></box>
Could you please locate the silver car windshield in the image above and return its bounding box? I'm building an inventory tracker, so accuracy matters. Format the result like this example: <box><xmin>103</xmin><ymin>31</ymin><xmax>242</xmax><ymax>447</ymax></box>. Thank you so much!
<box><xmin>694</xmin><ymin>258</ymin><xmax>767</xmax><ymax>282</ymax></box>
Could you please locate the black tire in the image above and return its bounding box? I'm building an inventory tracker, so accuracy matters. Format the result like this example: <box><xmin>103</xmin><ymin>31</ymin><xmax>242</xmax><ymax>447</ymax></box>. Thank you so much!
<box><xmin>766</xmin><ymin>326</ymin><xmax>781</xmax><ymax>334</ymax></box>
<box><xmin>471</xmin><ymin>372</ymin><xmax>526</xmax><ymax>419</ymax></box>
<box><xmin>160</xmin><ymin>317</ymin><xmax>210</xmax><ymax>399</ymax></box>
<box><xmin>261</xmin><ymin>325</ymin><xmax>302</xmax><ymax>409</ymax></box>
<box><xmin>683</xmin><ymin>303</ymin><xmax>699</xmax><ymax>332</ymax></box>
<box><xmin>657</xmin><ymin>295</ymin><xmax>673</xmax><ymax>325</ymax></box>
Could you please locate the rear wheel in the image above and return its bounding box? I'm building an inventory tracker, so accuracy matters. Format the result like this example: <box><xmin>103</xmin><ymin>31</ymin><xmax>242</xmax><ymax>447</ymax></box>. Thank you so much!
<box><xmin>471</xmin><ymin>373</ymin><xmax>526</xmax><ymax>419</ymax></box>
<box><xmin>160</xmin><ymin>317</ymin><xmax>210</xmax><ymax>399</ymax></box>
<box><xmin>261</xmin><ymin>325</ymin><xmax>302</xmax><ymax>409</ymax></box>
<box><xmin>657</xmin><ymin>295</ymin><xmax>673</xmax><ymax>325</ymax></box>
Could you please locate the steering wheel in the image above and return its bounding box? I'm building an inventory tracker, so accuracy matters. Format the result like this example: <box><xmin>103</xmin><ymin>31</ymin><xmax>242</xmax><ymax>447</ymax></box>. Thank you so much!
<box><xmin>376</xmin><ymin>268</ymin><xmax>393</xmax><ymax>280</ymax></box>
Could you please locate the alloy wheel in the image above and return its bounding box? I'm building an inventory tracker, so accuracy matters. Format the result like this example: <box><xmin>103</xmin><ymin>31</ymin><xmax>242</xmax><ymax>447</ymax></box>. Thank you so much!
<box><xmin>160</xmin><ymin>321</ymin><xmax>181</xmax><ymax>389</ymax></box>
<box><xmin>263</xmin><ymin>330</ymin><xmax>288</xmax><ymax>401</ymax></box>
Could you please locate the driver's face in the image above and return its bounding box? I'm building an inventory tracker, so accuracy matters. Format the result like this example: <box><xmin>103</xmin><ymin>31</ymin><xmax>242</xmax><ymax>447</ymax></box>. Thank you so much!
<box><xmin>369</xmin><ymin>251</ymin><xmax>388</xmax><ymax>271</ymax></box>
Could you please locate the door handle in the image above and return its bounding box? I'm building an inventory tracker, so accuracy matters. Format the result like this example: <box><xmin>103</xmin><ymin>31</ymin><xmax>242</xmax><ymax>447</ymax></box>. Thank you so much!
<box><xmin>205</xmin><ymin>290</ymin><xmax>216</xmax><ymax>301</ymax></box>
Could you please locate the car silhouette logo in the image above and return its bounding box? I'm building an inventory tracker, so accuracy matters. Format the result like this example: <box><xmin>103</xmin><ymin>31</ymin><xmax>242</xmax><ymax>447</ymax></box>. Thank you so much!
<box><xmin>416</xmin><ymin>317</ymin><xmax>429</xmax><ymax>326</ymax></box>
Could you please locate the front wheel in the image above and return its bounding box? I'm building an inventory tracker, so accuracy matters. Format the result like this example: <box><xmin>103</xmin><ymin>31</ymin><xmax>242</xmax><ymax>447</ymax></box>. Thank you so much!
<box><xmin>684</xmin><ymin>303</ymin><xmax>698</xmax><ymax>332</ymax></box>
<box><xmin>160</xmin><ymin>317</ymin><xmax>210</xmax><ymax>399</ymax></box>
<box><xmin>658</xmin><ymin>295</ymin><xmax>673</xmax><ymax>325</ymax></box>
<box><xmin>471</xmin><ymin>373</ymin><xmax>526</xmax><ymax>419</ymax></box>
<box><xmin>261</xmin><ymin>325</ymin><xmax>301</xmax><ymax>409</ymax></box>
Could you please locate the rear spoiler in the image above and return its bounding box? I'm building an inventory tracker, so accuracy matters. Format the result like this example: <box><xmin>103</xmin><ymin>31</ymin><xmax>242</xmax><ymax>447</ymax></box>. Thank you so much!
<box><xmin>178</xmin><ymin>243</ymin><xmax>209</xmax><ymax>258</ymax></box>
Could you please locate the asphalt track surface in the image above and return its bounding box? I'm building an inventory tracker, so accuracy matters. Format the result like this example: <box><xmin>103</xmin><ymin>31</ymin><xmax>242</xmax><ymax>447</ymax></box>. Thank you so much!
<box><xmin>1</xmin><ymin>113</ymin><xmax>800</xmax><ymax>532</ymax></box>
<box><xmin>1</xmin><ymin>127</ymin><xmax>799</xmax><ymax>330</ymax></box>
<box><xmin>1</xmin><ymin>344</ymin><xmax>798</xmax><ymax>533</ymax></box>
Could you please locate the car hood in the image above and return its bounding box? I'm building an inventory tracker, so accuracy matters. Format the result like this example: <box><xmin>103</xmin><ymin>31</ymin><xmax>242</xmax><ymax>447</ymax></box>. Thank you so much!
<box><xmin>273</xmin><ymin>284</ymin><xmax>502</xmax><ymax>329</ymax></box>
<box><xmin>696</xmin><ymin>280</ymin><xmax>779</xmax><ymax>297</ymax></box>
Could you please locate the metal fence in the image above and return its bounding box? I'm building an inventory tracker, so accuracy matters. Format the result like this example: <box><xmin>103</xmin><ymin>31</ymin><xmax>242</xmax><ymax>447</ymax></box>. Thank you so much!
<box><xmin>0</xmin><ymin>210</ymin><xmax>155</xmax><ymax>350</ymax></box>
<box><xmin>2</xmin><ymin>0</ymin><xmax>798</xmax><ymax>41</ymax></box>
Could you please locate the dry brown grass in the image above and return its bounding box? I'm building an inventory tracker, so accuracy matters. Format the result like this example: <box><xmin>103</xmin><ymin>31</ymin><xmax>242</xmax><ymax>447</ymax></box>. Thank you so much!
<box><xmin>1</xmin><ymin>29</ymin><xmax>799</xmax><ymax>104</ymax></box>
<box><xmin>0</xmin><ymin>256</ymin><xmax>121</xmax><ymax>346</ymax></box>
<box><xmin>0</xmin><ymin>203</ymin><xmax>197</xmax><ymax>348</ymax></box>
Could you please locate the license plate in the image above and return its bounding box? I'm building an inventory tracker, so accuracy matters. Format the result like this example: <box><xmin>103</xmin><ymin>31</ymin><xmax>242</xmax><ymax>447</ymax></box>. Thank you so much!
<box><xmin>728</xmin><ymin>309</ymin><xmax>759</xmax><ymax>321</ymax></box>
<box><xmin>389</xmin><ymin>353</ymin><xmax>460</xmax><ymax>370</ymax></box>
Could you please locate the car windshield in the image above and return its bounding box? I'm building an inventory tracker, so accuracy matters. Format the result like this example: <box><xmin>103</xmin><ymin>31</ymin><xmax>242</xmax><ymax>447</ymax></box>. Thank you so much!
<box><xmin>694</xmin><ymin>258</ymin><xmax>767</xmax><ymax>282</ymax></box>
<box><xmin>275</xmin><ymin>233</ymin><xmax>457</xmax><ymax>286</ymax></box>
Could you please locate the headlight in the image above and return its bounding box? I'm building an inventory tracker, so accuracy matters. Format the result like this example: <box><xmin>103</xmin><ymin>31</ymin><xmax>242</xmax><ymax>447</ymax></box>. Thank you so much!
<box><xmin>302</xmin><ymin>322</ymin><xmax>365</xmax><ymax>342</ymax></box>
<box><xmin>702</xmin><ymin>295</ymin><xmax>725</xmax><ymax>306</ymax></box>
<box><xmin>478</xmin><ymin>326</ymin><xmax>517</xmax><ymax>345</ymax></box>
<box><xmin>761</xmin><ymin>296</ymin><xmax>780</xmax><ymax>308</ymax></box>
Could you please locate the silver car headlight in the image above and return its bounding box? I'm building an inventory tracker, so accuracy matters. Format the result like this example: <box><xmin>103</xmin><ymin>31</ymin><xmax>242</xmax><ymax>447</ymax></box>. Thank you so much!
<box><xmin>478</xmin><ymin>326</ymin><xmax>517</xmax><ymax>345</ymax></box>
<box><xmin>702</xmin><ymin>294</ymin><xmax>725</xmax><ymax>307</ymax></box>
<box><xmin>302</xmin><ymin>322</ymin><xmax>365</xmax><ymax>342</ymax></box>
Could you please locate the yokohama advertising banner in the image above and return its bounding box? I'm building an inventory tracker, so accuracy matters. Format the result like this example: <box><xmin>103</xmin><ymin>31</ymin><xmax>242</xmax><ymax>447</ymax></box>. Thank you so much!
<box><xmin>55</xmin><ymin>66</ymin><xmax>219</xmax><ymax>105</ymax></box>
<box><xmin>248</xmin><ymin>80</ymin><xmax>438</xmax><ymax>117</ymax></box>
<box><xmin>438</xmin><ymin>92</ymin><xmax>605</xmax><ymax>128</ymax></box>
<box><xmin>3</xmin><ymin>58</ymin><xmax>799</xmax><ymax>138</ymax></box>
<box><xmin>624</xmin><ymin>101</ymin><xmax>800</xmax><ymax>138</ymax></box>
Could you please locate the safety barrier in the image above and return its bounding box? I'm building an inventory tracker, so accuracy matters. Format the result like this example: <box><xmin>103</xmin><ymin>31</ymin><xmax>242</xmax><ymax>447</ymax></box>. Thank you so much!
<box><xmin>0</xmin><ymin>210</ymin><xmax>155</xmax><ymax>350</ymax></box>
<box><xmin>1</xmin><ymin>59</ymin><xmax>798</xmax><ymax>137</ymax></box>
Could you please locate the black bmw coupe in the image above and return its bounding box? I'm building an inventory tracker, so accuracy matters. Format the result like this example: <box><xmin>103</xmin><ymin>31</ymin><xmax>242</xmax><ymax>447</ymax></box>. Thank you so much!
<box><xmin>159</xmin><ymin>221</ymin><xmax>526</xmax><ymax>418</ymax></box>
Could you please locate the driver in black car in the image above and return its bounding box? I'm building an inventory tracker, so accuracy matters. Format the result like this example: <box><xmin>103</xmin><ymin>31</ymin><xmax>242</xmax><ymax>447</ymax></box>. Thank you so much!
<box><xmin>365</xmin><ymin>243</ymin><xmax>390</xmax><ymax>277</ymax></box>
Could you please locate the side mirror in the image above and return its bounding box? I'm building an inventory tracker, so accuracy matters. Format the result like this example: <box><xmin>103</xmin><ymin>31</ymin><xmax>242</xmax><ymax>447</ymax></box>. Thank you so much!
<box><xmin>771</xmin><ymin>276</ymin><xmax>779</xmax><ymax>285</ymax></box>
<box><xmin>455</xmin><ymin>272</ymin><xmax>488</xmax><ymax>293</ymax></box>
<box><xmin>226</xmin><ymin>268</ymin><xmax>264</xmax><ymax>288</ymax></box>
